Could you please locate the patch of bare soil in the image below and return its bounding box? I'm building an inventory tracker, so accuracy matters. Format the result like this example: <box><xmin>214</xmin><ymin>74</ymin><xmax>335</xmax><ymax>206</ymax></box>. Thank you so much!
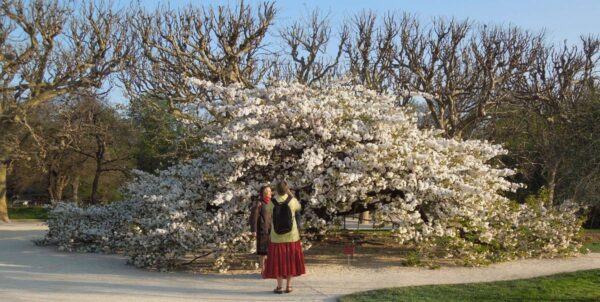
<box><xmin>180</xmin><ymin>231</ymin><xmax>456</xmax><ymax>274</ymax></box>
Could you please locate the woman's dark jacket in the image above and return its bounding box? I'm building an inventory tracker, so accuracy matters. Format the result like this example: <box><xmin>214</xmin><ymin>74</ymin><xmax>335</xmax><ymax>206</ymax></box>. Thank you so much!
<box><xmin>250</xmin><ymin>200</ymin><xmax>271</xmax><ymax>255</ymax></box>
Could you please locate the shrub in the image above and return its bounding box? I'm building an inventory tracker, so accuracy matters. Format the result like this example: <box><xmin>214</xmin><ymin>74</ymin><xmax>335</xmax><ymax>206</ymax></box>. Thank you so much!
<box><xmin>41</xmin><ymin>81</ymin><xmax>585</xmax><ymax>271</ymax></box>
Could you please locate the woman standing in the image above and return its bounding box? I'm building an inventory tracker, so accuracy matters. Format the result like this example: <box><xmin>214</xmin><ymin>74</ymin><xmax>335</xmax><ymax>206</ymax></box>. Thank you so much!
<box><xmin>262</xmin><ymin>180</ymin><xmax>306</xmax><ymax>294</ymax></box>
<box><xmin>250</xmin><ymin>185</ymin><xmax>272</xmax><ymax>275</ymax></box>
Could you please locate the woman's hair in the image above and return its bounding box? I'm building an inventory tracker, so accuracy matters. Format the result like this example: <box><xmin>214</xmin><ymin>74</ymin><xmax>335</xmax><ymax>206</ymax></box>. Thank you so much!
<box><xmin>276</xmin><ymin>180</ymin><xmax>292</xmax><ymax>196</ymax></box>
<box><xmin>259</xmin><ymin>185</ymin><xmax>271</xmax><ymax>198</ymax></box>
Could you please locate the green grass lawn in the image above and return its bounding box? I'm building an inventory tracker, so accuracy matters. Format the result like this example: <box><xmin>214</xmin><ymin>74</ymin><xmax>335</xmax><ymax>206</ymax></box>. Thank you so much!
<box><xmin>586</xmin><ymin>243</ymin><xmax>600</xmax><ymax>252</ymax></box>
<box><xmin>584</xmin><ymin>229</ymin><xmax>600</xmax><ymax>252</ymax></box>
<box><xmin>339</xmin><ymin>269</ymin><xmax>600</xmax><ymax>302</ymax></box>
<box><xmin>8</xmin><ymin>207</ymin><xmax>49</xmax><ymax>220</ymax></box>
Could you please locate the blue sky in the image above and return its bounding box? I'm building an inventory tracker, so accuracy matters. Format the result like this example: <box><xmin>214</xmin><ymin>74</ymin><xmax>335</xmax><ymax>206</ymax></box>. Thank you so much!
<box><xmin>126</xmin><ymin>0</ymin><xmax>599</xmax><ymax>43</ymax></box>
<box><xmin>109</xmin><ymin>0</ymin><xmax>600</xmax><ymax>103</ymax></box>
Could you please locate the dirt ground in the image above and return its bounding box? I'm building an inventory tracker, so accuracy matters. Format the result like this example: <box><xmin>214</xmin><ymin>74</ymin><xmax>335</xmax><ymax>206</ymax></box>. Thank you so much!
<box><xmin>185</xmin><ymin>230</ymin><xmax>457</xmax><ymax>274</ymax></box>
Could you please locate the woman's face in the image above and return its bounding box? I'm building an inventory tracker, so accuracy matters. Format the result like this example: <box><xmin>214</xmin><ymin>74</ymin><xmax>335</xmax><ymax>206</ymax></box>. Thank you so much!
<box><xmin>263</xmin><ymin>187</ymin><xmax>272</xmax><ymax>199</ymax></box>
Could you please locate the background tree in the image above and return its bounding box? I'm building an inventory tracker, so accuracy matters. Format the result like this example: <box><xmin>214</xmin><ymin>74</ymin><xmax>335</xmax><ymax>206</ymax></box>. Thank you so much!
<box><xmin>0</xmin><ymin>0</ymin><xmax>132</xmax><ymax>221</ymax></box>
<box><xmin>8</xmin><ymin>93</ymin><xmax>136</xmax><ymax>205</ymax></box>
<box><xmin>29</xmin><ymin>99</ymin><xmax>88</xmax><ymax>201</ymax></box>
<box><xmin>129</xmin><ymin>95</ymin><xmax>201</xmax><ymax>173</ymax></box>
<box><xmin>509</xmin><ymin>37</ymin><xmax>599</xmax><ymax>202</ymax></box>
<box><xmin>392</xmin><ymin>16</ymin><xmax>544</xmax><ymax>138</ymax></box>
<box><xmin>344</xmin><ymin>11</ymin><xmax>399</xmax><ymax>95</ymax></box>
<box><xmin>486</xmin><ymin>37</ymin><xmax>600</xmax><ymax>216</ymax></box>
<box><xmin>279</xmin><ymin>10</ymin><xmax>348</xmax><ymax>86</ymax></box>
<box><xmin>122</xmin><ymin>1</ymin><xmax>276</xmax><ymax>127</ymax></box>
<box><xmin>65</xmin><ymin>94</ymin><xmax>136</xmax><ymax>204</ymax></box>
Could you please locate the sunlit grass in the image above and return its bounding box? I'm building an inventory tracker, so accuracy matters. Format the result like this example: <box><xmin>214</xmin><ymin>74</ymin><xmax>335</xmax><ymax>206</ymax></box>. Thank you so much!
<box><xmin>340</xmin><ymin>269</ymin><xmax>600</xmax><ymax>302</ymax></box>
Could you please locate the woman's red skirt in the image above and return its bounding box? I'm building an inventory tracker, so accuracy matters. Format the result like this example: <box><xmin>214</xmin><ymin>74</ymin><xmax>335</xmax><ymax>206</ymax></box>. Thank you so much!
<box><xmin>262</xmin><ymin>240</ymin><xmax>306</xmax><ymax>279</ymax></box>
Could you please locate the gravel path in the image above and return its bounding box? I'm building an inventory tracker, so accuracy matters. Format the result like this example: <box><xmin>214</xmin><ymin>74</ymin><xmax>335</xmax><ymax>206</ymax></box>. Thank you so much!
<box><xmin>1</xmin><ymin>222</ymin><xmax>599</xmax><ymax>302</ymax></box>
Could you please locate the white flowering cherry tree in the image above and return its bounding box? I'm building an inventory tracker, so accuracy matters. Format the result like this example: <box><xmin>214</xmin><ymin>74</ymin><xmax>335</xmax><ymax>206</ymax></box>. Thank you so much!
<box><xmin>42</xmin><ymin>80</ymin><xmax>583</xmax><ymax>271</ymax></box>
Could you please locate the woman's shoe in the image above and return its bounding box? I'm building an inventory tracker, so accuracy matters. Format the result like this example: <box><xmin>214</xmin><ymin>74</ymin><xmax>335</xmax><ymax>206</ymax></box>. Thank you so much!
<box><xmin>273</xmin><ymin>287</ymin><xmax>284</xmax><ymax>294</ymax></box>
<box><xmin>285</xmin><ymin>286</ymin><xmax>293</xmax><ymax>293</ymax></box>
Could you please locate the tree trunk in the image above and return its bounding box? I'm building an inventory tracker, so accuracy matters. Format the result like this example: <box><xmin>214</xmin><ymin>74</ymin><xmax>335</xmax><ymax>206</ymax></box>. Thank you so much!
<box><xmin>47</xmin><ymin>171</ymin><xmax>55</xmax><ymax>201</ymax></box>
<box><xmin>72</xmin><ymin>175</ymin><xmax>80</xmax><ymax>204</ymax></box>
<box><xmin>48</xmin><ymin>171</ymin><xmax>69</xmax><ymax>201</ymax></box>
<box><xmin>90</xmin><ymin>133</ymin><xmax>106</xmax><ymax>205</ymax></box>
<box><xmin>547</xmin><ymin>162</ymin><xmax>559</xmax><ymax>205</ymax></box>
<box><xmin>0</xmin><ymin>162</ymin><xmax>10</xmax><ymax>223</ymax></box>
<box><xmin>55</xmin><ymin>176</ymin><xmax>68</xmax><ymax>201</ymax></box>
<box><xmin>90</xmin><ymin>158</ymin><xmax>102</xmax><ymax>204</ymax></box>
<box><xmin>359</xmin><ymin>210</ymin><xmax>370</xmax><ymax>224</ymax></box>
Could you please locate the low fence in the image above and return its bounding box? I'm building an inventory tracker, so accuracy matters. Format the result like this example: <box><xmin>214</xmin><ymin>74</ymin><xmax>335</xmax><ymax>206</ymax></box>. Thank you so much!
<box><xmin>340</xmin><ymin>213</ymin><xmax>394</xmax><ymax>231</ymax></box>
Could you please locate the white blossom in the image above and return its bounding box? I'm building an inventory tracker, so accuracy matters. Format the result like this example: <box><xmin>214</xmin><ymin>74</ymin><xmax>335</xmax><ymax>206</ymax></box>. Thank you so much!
<box><xmin>41</xmin><ymin>81</ymin><xmax>584</xmax><ymax>271</ymax></box>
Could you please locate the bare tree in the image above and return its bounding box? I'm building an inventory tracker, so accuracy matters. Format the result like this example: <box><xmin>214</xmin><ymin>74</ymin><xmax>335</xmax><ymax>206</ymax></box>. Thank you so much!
<box><xmin>393</xmin><ymin>16</ymin><xmax>544</xmax><ymax>138</ymax></box>
<box><xmin>123</xmin><ymin>1</ymin><xmax>276</xmax><ymax>126</ymax></box>
<box><xmin>279</xmin><ymin>10</ymin><xmax>348</xmax><ymax>86</ymax></box>
<box><xmin>344</xmin><ymin>11</ymin><xmax>399</xmax><ymax>94</ymax></box>
<box><xmin>0</xmin><ymin>0</ymin><xmax>133</xmax><ymax>222</ymax></box>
